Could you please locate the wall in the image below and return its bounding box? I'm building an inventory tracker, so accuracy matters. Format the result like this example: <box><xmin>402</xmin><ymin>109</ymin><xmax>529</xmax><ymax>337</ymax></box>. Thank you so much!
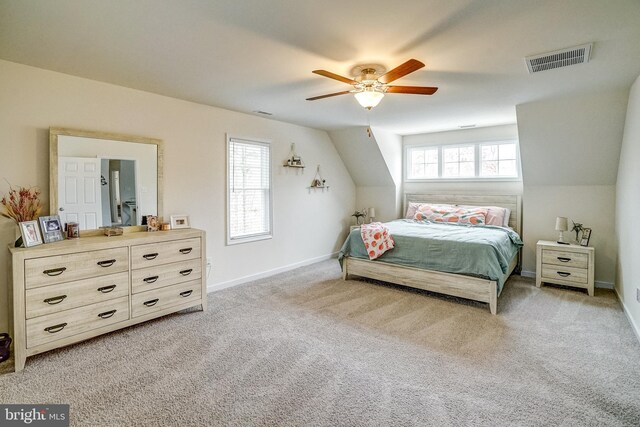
<box><xmin>517</xmin><ymin>89</ymin><xmax>628</xmax><ymax>284</ymax></box>
<box><xmin>0</xmin><ymin>60</ymin><xmax>355</xmax><ymax>332</ymax></box>
<box><xmin>616</xmin><ymin>74</ymin><xmax>640</xmax><ymax>336</ymax></box>
<box><xmin>329</xmin><ymin>127</ymin><xmax>399</xmax><ymax>222</ymax></box>
<box><xmin>403</xmin><ymin>125</ymin><xmax>523</xmax><ymax>215</ymax></box>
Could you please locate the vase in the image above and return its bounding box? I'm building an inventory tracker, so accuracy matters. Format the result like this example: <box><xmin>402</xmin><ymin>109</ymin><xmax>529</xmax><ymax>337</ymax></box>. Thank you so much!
<box><xmin>14</xmin><ymin>224</ymin><xmax>23</xmax><ymax>248</ymax></box>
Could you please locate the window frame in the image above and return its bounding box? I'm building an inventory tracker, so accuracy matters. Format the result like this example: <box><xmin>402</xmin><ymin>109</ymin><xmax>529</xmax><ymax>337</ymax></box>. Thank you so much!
<box><xmin>404</xmin><ymin>139</ymin><xmax>521</xmax><ymax>182</ymax></box>
<box><xmin>226</xmin><ymin>135</ymin><xmax>273</xmax><ymax>246</ymax></box>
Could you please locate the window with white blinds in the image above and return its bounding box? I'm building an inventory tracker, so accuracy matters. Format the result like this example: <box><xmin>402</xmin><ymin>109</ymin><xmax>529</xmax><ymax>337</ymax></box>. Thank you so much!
<box><xmin>227</xmin><ymin>137</ymin><xmax>272</xmax><ymax>244</ymax></box>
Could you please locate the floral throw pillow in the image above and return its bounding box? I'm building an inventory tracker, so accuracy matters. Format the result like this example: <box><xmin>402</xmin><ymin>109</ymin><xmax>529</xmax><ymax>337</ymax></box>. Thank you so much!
<box><xmin>414</xmin><ymin>205</ymin><xmax>487</xmax><ymax>225</ymax></box>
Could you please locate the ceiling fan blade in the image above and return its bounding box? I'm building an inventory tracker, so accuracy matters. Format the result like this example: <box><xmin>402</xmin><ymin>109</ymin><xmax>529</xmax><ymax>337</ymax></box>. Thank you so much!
<box><xmin>378</xmin><ymin>59</ymin><xmax>425</xmax><ymax>84</ymax></box>
<box><xmin>312</xmin><ymin>70</ymin><xmax>358</xmax><ymax>85</ymax></box>
<box><xmin>385</xmin><ymin>86</ymin><xmax>438</xmax><ymax>95</ymax></box>
<box><xmin>306</xmin><ymin>90</ymin><xmax>352</xmax><ymax>101</ymax></box>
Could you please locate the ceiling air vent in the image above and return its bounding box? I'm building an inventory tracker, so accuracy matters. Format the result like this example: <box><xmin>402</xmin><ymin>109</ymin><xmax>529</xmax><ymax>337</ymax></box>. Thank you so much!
<box><xmin>525</xmin><ymin>43</ymin><xmax>592</xmax><ymax>74</ymax></box>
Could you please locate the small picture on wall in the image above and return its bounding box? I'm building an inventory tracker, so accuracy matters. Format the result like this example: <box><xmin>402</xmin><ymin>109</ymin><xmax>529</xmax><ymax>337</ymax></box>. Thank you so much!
<box><xmin>580</xmin><ymin>228</ymin><xmax>592</xmax><ymax>246</ymax></box>
<box><xmin>39</xmin><ymin>215</ymin><xmax>65</xmax><ymax>243</ymax></box>
<box><xmin>20</xmin><ymin>220</ymin><xmax>43</xmax><ymax>247</ymax></box>
<box><xmin>170</xmin><ymin>214</ymin><xmax>190</xmax><ymax>229</ymax></box>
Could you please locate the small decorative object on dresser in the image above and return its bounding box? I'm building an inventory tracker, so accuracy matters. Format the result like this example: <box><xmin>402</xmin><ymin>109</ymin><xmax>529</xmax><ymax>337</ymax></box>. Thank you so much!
<box><xmin>19</xmin><ymin>220</ymin><xmax>43</xmax><ymax>247</ymax></box>
<box><xmin>555</xmin><ymin>216</ymin><xmax>569</xmax><ymax>244</ymax></box>
<box><xmin>146</xmin><ymin>215</ymin><xmax>159</xmax><ymax>231</ymax></box>
<box><xmin>103</xmin><ymin>226</ymin><xmax>124</xmax><ymax>237</ymax></box>
<box><xmin>66</xmin><ymin>222</ymin><xmax>80</xmax><ymax>239</ymax></box>
<box><xmin>1</xmin><ymin>183</ymin><xmax>43</xmax><ymax>247</ymax></box>
<box><xmin>580</xmin><ymin>228</ymin><xmax>592</xmax><ymax>246</ymax></box>
<box><xmin>170</xmin><ymin>214</ymin><xmax>190</xmax><ymax>229</ymax></box>
<box><xmin>536</xmin><ymin>240</ymin><xmax>595</xmax><ymax>296</ymax></box>
<box><xmin>39</xmin><ymin>215</ymin><xmax>64</xmax><ymax>243</ymax></box>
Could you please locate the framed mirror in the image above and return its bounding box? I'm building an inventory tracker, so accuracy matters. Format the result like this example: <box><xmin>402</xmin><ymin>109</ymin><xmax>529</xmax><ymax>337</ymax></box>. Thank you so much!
<box><xmin>50</xmin><ymin>128</ymin><xmax>164</xmax><ymax>233</ymax></box>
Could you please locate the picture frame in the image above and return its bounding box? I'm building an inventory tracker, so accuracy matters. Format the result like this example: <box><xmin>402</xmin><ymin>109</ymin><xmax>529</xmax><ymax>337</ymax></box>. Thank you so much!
<box><xmin>146</xmin><ymin>215</ymin><xmax>159</xmax><ymax>232</ymax></box>
<box><xmin>170</xmin><ymin>214</ymin><xmax>190</xmax><ymax>229</ymax></box>
<box><xmin>19</xmin><ymin>220</ymin><xmax>43</xmax><ymax>247</ymax></box>
<box><xmin>580</xmin><ymin>228</ymin><xmax>592</xmax><ymax>246</ymax></box>
<box><xmin>38</xmin><ymin>215</ymin><xmax>65</xmax><ymax>243</ymax></box>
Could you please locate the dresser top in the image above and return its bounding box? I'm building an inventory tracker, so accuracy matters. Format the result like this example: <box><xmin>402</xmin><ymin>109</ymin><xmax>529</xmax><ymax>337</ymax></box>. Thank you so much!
<box><xmin>537</xmin><ymin>239</ymin><xmax>594</xmax><ymax>251</ymax></box>
<box><xmin>9</xmin><ymin>228</ymin><xmax>205</xmax><ymax>258</ymax></box>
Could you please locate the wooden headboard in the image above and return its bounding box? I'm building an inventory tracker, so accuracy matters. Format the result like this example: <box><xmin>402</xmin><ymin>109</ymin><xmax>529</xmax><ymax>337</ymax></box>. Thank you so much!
<box><xmin>404</xmin><ymin>193</ymin><xmax>522</xmax><ymax>236</ymax></box>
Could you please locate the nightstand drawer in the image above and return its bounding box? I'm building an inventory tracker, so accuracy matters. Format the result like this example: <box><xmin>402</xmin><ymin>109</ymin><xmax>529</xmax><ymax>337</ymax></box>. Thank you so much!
<box><xmin>541</xmin><ymin>249</ymin><xmax>588</xmax><ymax>269</ymax></box>
<box><xmin>541</xmin><ymin>265</ymin><xmax>588</xmax><ymax>284</ymax></box>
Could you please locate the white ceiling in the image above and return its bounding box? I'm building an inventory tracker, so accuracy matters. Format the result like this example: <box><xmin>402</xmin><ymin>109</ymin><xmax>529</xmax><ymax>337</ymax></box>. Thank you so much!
<box><xmin>1</xmin><ymin>0</ymin><xmax>639</xmax><ymax>135</ymax></box>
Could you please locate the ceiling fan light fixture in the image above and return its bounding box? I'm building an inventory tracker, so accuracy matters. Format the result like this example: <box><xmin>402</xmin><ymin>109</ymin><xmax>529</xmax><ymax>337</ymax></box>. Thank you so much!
<box><xmin>354</xmin><ymin>89</ymin><xmax>384</xmax><ymax>110</ymax></box>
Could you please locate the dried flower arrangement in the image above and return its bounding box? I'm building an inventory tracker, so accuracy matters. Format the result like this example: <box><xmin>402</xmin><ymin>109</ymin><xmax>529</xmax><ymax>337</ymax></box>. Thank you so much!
<box><xmin>1</xmin><ymin>184</ymin><xmax>43</xmax><ymax>223</ymax></box>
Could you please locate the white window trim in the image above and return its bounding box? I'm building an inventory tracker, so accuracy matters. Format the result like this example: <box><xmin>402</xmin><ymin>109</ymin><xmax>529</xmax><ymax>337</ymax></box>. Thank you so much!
<box><xmin>226</xmin><ymin>135</ymin><xmax>273</xmax><ymax>246</ymax></box>
<box><xmin>405</xmin><ymin>139</ymin><xmax>521</xmax><ymax>182</ymax></box>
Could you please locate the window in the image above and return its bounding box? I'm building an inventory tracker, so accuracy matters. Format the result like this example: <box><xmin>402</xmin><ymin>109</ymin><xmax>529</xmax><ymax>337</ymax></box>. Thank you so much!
<box><xmin>227</xmin><ymin>137</ymin><xmax>272</xmax><ymax>244</ymax></box>
<box><xmin>408</xmin><ymin>147</ymin><xmax>438</xmax><ymax>179</ymax></box>
<box><xmin>480</xmin><ymin>142</ymin><xmax>517</xmax><ymax>177</ymax></box>
<box><xmin>405</xmin><ymin>140</ymin><xmax>519</xmax><ymax>180</ymax></box>
<box><xmin>443</xmin><ymin>145</ymin><xmax>475</xmax><ymax>178</ymax></box>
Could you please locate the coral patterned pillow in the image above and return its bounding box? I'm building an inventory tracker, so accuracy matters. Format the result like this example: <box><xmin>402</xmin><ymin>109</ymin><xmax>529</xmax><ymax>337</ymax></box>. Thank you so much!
<box><xmin>414</xmin><ymin>206</ymin><xmax>487</xmax><ymax>225</ymax></box>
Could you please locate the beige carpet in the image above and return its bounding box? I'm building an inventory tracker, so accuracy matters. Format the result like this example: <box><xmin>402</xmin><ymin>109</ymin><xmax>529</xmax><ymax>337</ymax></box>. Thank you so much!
<box><xmin>1</xmin><ymin>259</ymin><xmax>639</xmax><ymax>426</ymax></box>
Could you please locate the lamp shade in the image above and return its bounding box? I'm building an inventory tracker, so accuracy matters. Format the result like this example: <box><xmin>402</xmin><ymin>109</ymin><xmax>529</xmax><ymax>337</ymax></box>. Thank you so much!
<box><xmin>368</xmin><ymin>207</ymin><xmax>376</xmax><ymax>218</ymax></box>
<box><xmin>354</xmin><ymin>89</ymin><xmax>384</xmax><ymax>109</ymax></box>
<box><xmin>555</xmin><ymin>216</ymin><xmax>569</xmax><ymax>232</ymax></box>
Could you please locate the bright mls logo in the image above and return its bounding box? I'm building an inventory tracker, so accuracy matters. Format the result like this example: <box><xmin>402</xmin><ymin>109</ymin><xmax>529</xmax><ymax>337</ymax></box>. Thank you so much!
<box><xmin>0</xmin><ymin>405</ymin><xmax>69</xmax><ymax>426</ymax></box>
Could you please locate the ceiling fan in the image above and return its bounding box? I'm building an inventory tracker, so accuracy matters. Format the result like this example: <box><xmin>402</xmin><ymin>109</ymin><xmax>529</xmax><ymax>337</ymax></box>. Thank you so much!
<box><xmin>306</xmin><ymin>59</ymin><xmax>438</xmax><ymax>110</ymax></box>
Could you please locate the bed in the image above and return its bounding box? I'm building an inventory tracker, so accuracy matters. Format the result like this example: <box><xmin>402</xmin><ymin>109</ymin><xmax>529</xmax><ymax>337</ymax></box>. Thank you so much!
<box><xmin>339</xmin><ymin>194</ymin><xmax>523</xmax><ymax>314</ymax></box>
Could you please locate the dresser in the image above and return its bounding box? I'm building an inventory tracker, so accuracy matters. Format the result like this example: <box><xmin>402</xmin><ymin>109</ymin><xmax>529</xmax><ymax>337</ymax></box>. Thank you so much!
<box><xmin>9</xmin><ymin>229</ymin><xmax>206</xmax><ymax>372</ymax></box>
<box><xmin>536</xmin><ymin>240</ymin><xmax>595</xmax><ymax>296</ymax></box>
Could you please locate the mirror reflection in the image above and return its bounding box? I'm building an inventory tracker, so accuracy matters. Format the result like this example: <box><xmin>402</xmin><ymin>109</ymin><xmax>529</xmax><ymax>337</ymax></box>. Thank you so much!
<box><xmin>56</xmin><ymin>134</ymin><xmax>158</xmax><ymax>230</ymax></box>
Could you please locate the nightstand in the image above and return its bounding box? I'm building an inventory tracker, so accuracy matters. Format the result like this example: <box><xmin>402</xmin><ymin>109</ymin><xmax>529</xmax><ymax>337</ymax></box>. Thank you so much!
<box><xmin>536</xmin><ymin>240</ymin><xmax>595</xmax><ymax>296</ymax></box>
<box><xmin>350</xmin><ymin>225</ymin><xmax>360</xmax><ymax>232</ymax></box>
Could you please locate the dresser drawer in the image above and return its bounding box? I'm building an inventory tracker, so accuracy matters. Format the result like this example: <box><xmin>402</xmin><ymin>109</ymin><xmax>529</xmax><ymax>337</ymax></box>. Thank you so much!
<box><xmin>131</xmin><ymin>280</ymin><xmax>202</xmax><ymax>318</ymax></box>
<box><xmin>131</xmin><ymin>259</ymin><xmax>202</xmax><ymax>294</ymax></box>
<box><xmin>26</xmin><ymin>296</ymin><xmax>129</xmax><ymax>348</ymax></box>
<box><xmin>131</xmin><ymin>238</ymin><xmax>201</xmax><ymax>269</ymax></box>
<box><xmin>25</xmin><ymin>247</ymin><xmax>128</xmax><ymax>289</ymax></box>
<box><xmin>541</xmin><ymin>249</ymin><xmax>588</xmax><ymax>269</ymax></box>
<box><xmin>541</xmin><ymin>264</ymin><xmax>588</xmax><ymax>284</ymax></box>
<box><xmin>25</xmin><ymin>272</ymin><xmax>129</xmax><ymax>319</ymax></box>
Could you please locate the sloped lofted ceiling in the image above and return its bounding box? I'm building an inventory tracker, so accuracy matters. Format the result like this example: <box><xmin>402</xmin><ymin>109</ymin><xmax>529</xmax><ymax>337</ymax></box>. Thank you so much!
<box><xmin>0</xmin><ymin>0</ymin><xmax>639</xmax><ymax>135</ymax></box>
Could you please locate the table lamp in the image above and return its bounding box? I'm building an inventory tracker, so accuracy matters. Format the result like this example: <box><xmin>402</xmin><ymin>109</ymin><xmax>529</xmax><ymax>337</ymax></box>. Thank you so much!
<box><xmin>555</xmin><ymin>216</ymin><xmax>569</xmax><ymax>244</ymax></box>
<box><xmin>368</xmin><ymin>207</ymin><xmax>376</xmax><ymax>223</ymax></box>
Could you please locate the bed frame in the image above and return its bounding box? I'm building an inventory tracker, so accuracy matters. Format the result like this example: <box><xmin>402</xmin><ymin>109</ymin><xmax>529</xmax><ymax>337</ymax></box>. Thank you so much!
<box><xmin>342</xmin><ymin>193</ymin><xmax>522</xmax><ymax>315</ymax></box>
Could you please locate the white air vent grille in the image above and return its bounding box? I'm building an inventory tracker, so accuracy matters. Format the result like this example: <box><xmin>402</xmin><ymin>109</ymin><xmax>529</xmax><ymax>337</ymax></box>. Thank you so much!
<box><xmin>525</xmin><ymin>43</ymin><xmax>592</xmax><ymax>74</ymax></box>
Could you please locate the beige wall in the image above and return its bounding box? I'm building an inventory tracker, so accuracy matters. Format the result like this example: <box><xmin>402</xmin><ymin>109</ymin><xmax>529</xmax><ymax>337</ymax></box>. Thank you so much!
<box><xmin>522</xmin><ymin>185</ymin><xmax>617</xmax><ymax>283</ymax></box>
<box><xmin>516</xmin><ymin>90</ymin><xmax>628</xmax><ymax>285</ymax></box>
<box><xmin>616</xmin><ymin>74</ymin><xmax>640</xmax><ymax>335</ymax></box>
<box><xmin>0</xmin><ymin>60</ymin><xmax>356</xmax><ymax>332</ymax></box>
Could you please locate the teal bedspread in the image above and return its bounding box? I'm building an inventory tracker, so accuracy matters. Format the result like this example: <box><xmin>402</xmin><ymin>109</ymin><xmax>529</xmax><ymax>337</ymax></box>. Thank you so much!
<box><xmin>338</xmin><ymin>220</ymin><xmax>523</xmax><ymax>294</ymax></box>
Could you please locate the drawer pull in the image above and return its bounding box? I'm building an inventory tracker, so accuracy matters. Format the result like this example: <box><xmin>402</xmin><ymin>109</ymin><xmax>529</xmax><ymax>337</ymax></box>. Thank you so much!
<box><xmin>44</xmin><ymin>323</ymin><xmax>67</xmax><ymax>334</ymax></box>
<box><xmin>179</xmin><ymin>269</ymin><xmax>193</xmax><ymax>276</ymax></box>
<box><xmin>43</xmin><ymin>295</ymin><xmax>67</xmax><ymax>305</ymax></box>
<box><xmin>43</xmin><ymin>267</ymin><xmax>67</xmax><ymax>277</ymax></box>
<box><xmin>98</xmin><ymin>309</ymin><xmax>117</xmax><ymax>319</ymax></box>
<box><xmin>97</xmin><ymin>259</ymin><xmax>116</xmax><ymax>267</ymax></box>
<box><xmin>97</xmin><ymin>285</ymin><xmax>116</xmax><ymax>293</ymax></box>
<box><xmin>143</xmin><ymin>276</ymin><xmax>159</xmax><ymax>284</ymax></box>
<box><xmin>557</xmin><ymin>271</ymin><xmax>571</xmax><ymax>277</ymax></box>
<box><xmin>143</xmin><ymin>253</ymin><xmax>159</xmax><ymax>260</ymax></box>
<box><xmin>557</xmin><ymin>257</ymin><xmax>572</xmax><ymax>262</ymax></box>
<box><xmin>180</xmin><ymin>290</ymin><xmax>193</xmax><ymax>297</ymax></box>
<box><xmin>143</xmin><ymin>299</ymin><xmax>159</xmax><ymax>307</ymax></box>
<box><xmin>179</xmin><ymin>248</ymin><xmax>193</xmax><ymax>254</ymax></box>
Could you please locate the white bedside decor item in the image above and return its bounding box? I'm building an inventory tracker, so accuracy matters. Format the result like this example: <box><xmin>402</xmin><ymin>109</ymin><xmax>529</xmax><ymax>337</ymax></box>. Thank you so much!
<box><xmin>555</xmin><ymin>216</ymin><xmax>568</xmax><ymax>244</ymax></box>
<box><xmin>368</xmin><ymin>207</ymin><xmax>376</xmax><ymax>223</ymax></box>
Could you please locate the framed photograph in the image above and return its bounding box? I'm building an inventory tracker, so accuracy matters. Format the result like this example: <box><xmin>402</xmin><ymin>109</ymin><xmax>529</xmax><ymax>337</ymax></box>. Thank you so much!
<box><xmin>19</xmin><ymin>220</ymin><xmax>43</xmax><ymax>247</ymax></box>
<box><xmin>39</xmin><ymin>215</ymin><xmax>65</xmax><ymax>243</ymax></box>
<box><xmin>146</xmin><ymin>215</ymin><xmax>159</xmax><ymax>232</ymax></box>
<box><xmin>170</xmin><ymin>214</ymin><xmax>190</xmax><ymax>229</ymax></box>
<box><xmin>580</xmin><ymin>228</ymin><xmax>592</xmax><ymax>246</ymax></box>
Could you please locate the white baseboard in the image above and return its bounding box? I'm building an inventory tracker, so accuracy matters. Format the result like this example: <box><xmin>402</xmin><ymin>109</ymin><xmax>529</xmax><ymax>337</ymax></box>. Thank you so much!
<box><xmin>207</xmin><ymin>252</ymin><xmax>338</xmax><ymax>293</ymax></box>
<box><xmin>519</xmin><ymin>270</ymin><xmax>614</xmax><ymax>289</ymax></box>
<box><xmin>614</xmin><ymin>287</ymin><xmax>640</xmax><ymax>345</ymax></box>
